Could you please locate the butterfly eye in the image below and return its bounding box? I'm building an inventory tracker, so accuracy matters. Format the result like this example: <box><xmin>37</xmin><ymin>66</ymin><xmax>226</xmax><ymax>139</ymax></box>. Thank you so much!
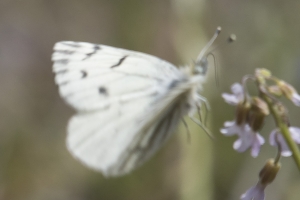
<box><xmin>194</xmin><ymin>57</ymin><xmax>208</xmax><ymax>75</ymax></box>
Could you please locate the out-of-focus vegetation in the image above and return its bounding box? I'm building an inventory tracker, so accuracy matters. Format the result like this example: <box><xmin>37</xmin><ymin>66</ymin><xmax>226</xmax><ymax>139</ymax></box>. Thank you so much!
<box><xmin>0</xmin><ymin>0</ymin><xmax>300</xmax><ymax>200</ymax></box>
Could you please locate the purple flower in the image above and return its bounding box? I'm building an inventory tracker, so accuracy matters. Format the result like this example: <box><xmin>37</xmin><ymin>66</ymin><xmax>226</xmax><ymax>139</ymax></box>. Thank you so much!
<box><xmin>240</xmin><ymin>182</ymin><xmax>265</xmax><ymax>200</ymax></box>
<box><xmin>241</xmin><ymin>159</ymin><xmax>280</xmax><ymax>200</ymax></box>
<box><xmin>222</xmin><ymin>83</ymin><xmax>245</xmax><ymax>105</ymax></box>
<box><xmin>220</xmin><ymin>121</ymin><xmax>265</xmax><ymax>157</ymax></box>
<box><xmin>269</xmin><ymin>127</ymin><xmax>300</xmax><ymax>157</ymax></box>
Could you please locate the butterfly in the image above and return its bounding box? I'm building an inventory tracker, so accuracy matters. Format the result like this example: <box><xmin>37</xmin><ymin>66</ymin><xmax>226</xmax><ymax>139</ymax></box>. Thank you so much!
<box><xmin>52</xmin><ymin>27</ymin><xmax>221</xmax><ymax>177</ymax></box>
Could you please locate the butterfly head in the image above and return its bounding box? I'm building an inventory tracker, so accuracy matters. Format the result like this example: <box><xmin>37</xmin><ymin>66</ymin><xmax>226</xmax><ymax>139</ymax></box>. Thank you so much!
<box><xmin>193</xmin><ymin>56</ymin><xmax>208</xmax><ymax>75</ymax></box>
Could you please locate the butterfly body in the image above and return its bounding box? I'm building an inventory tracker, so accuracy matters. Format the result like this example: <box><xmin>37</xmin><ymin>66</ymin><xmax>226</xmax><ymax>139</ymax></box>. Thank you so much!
<box><xmin>52</xmin><ymin>39</ymin><xmax>211</xmax><ymax>176</ymax></box>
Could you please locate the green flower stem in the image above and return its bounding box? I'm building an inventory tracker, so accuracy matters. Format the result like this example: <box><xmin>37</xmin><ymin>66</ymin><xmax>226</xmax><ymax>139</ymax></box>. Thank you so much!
<box><xmin>262</xmin><ymin>94</ymin><xmax>300</xmax><ymax>171</ymax></box>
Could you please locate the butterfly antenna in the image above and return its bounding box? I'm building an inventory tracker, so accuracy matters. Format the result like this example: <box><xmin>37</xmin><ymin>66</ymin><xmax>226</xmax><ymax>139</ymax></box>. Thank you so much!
<box><xmin>206</xmin><ymin>52</ymin><xmax>219</xmax><ymax>87</ymax></box>
<box><xmin>228</xmin><ymin>34</ymin><xmax>237</xmax><ymax>43</ymax></box>
<box><xmin>209</xmin><ymin>34</ymin><xmax>237</xmax><ymax>53</ymax></box>
<box><xmin>207</xmin><ymin>34</ymin><xmax>236</xmax><ymax>87</ymax></box>
<box><xmin>196</xmin><ymin>26</ymin><xmax>221</xmax><ymax>63</ymax></box>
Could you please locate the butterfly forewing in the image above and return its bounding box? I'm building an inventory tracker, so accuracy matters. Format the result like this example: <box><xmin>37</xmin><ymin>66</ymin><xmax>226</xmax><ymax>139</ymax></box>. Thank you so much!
<box><xmin>52</xmin><ymin>41</ymin><xmax>183</xmax><ymax>111</ymax></box>
<box><xmin>52</xmin><ymin>41</ymin><xmax>193</xmax><ymax>176</ymax></box>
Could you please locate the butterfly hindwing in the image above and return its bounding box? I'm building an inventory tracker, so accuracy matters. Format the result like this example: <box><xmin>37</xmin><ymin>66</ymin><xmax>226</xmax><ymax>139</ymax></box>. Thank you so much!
<box><xmin>67</xmin><ymin>82</ymin><xmax>189</xmax><ymax>176</ymax></box>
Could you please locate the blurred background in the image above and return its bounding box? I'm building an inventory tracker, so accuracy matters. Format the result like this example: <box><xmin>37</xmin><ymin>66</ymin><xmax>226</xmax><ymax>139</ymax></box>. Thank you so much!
<box><xmin>1</xmin><ymin>0</ymin><xmax>300</xmax><ymax>199</ymax></box>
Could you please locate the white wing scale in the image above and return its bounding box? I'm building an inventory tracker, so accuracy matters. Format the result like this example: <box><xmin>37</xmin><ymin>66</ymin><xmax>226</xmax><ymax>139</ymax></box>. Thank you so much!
<box><xmin>52</xmin><ymin>41</ymin><xmax>193</xmax><ymax>176</ymax></box>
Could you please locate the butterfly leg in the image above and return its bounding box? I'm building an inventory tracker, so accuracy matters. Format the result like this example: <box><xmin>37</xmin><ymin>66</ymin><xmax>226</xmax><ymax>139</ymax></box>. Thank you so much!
<box><xmin>188</xmin><ymin>113</ymin><xmax>214</xmax><ymax>139</ymax></box>
<box><xmin>196</xmin><ymin>94</ymin><xmax>210</xmax><ymax>110</ymax></box>
<box><xmin>196</xmin><ymin>94</ymin><xmax>210</xmax><ymax>126</ymax></box>
<box><xmin>182</xmin><ymin>118</ymin><xmax>191</xmax><ymax>144</ymax></box>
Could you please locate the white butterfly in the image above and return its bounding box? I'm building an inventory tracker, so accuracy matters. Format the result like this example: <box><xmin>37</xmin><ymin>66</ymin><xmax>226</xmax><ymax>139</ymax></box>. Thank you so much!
<box><xmin>52</xmin><ymin>27</ymin><xmax>221</xmax><ymax>177</ymax></box>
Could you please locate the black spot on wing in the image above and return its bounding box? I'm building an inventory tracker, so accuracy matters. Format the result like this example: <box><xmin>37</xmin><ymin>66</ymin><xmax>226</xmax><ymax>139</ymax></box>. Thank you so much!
<box><xmin>81</xmin><ymin>70</ymin><xmax>87</xmax><ymax>78</ymax></box>
<box><xmin>99</xmin><ymin>87</ymin><xmax>108</xmax><ymax>95</ymax></box>
<box><xmin>83</xmin><ymin>45</ymin><xmax>101</xmax><ymax>60</ymax></box>
<box><xmin>111</xmin><ymin>56</ymin><xmax>128</xmax><ymax>68</ymax></box>
<box><xmin>94</xmin><ymin>45</ymin><xmax>101</xmax><ymax>51</ymax></box>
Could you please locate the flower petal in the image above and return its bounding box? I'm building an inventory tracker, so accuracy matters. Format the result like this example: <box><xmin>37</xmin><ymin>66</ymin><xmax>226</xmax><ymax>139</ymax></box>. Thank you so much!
<box><xmin>289</xmin><ymin>127</ymin><xmax>300</xmax><ymax>143</ymax></box>
<box><xmin>220</xmin><ymin>121</ymin><xmax>239</xmax><ymax>136</ymax></box>
<box><xmin>224</xmin><ymin>123</ymin><xmax>264</xmax><ymax>157</ymax></box>
<box><xmin>291</xmin><ymin>93</ymin><xmax>300</xmax><ymax>106</ymax></box>
<box><xmin>240</xmin><ymin>186</ymin><xmax>256</xmax><ymax>200</ymax></box>
<box><xmin>234</xmin><ymin>138</ymin><xmax>251</xmax><ymax>152</ymax></box>
<box><xmin>224</xmin><ymin>121</ymin><xmax>236</xmax><ymax>127</ymax></box>
<box><xmin>222</xmin><ymin>93</ymin><xmax>240</xmax><ymax>105</ymax></box>
<box><xmin>231</xmin><ymin>83</ymin><xmax>243</xmax><ymax>96</ymax></box>
<box><xmin>269</xmin><ymin>129</ymin><xmax>292</xmax><ymax>157</ymax></box>
<box><xmin>222</xmin><ymin>83</ymin><xmax>245</xmax><ymax>105</ymax></box>
<box><xmin>251</xmin><ymin>134</ymin><xmax>265</xmax><ymax>158</ymax></box>
<box><xmin>269</xmin><ymin>129</ymin><xmax>278</xmax><ymax>146</ymax></box>
<box><xmin>241</xmin><ymin>183</ymin><xmax>265</xmax><ymax>200</ymax></box>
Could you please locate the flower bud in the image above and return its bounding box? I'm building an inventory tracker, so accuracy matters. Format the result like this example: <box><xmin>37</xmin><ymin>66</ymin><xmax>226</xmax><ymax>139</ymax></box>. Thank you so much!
<box><xmin>277</xmin><ymin>81</ymin><xmax>300</xmax><ymax>106</ymax></box>
<box><xmin>268</xmin><ymin>85</ymin><xmax>282</xmax><ymax>96</ymax></box>
<box><xmin>248</xmin><ymin>97</ymin><xmax>269</xmax><ymax>132</ymax></box>
<box><xmin>255</xmin><ymin>68</ymin><xmax>272</xmax><ymax>78</ymax></box>
<box><xmin>235</xmin><ymin>101</ymin><xmax>251</xmax><ymax>125</ymax></box>
<box><xmin>259</xmin><ymin>159</ymin><xmax>281</xmax><ymax>186</ymax></box>
<box><xmin>255</xmin><ymin>69</ymin><xmax>272</xmax><ymax>86</ymax></box>
<box><xmin>278</xmin><ymin>81</ymin><xmax>297</xmax><ymax>99</ymax></box>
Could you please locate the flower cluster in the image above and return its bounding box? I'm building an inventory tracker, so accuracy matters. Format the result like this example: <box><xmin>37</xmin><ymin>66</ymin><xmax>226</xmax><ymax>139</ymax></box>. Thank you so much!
<box><xmin>220</xmin><ymin>69</ymin><xmax>300</xmax><ymax>200</ymax></box>
<box><xmin>221</xmin><ymin>72</ymin><xmax>300</xmax><ymax>157</ymax></box>
<box><xmin>220</xmin><ymin>83</ymin><xmax>266</xmax><ymax>157</ymax></box>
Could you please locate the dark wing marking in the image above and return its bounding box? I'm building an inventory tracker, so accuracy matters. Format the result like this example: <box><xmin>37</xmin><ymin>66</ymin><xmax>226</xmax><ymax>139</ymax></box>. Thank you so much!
<box><xmin>99</xmin><ymin>87</ymin><xmax>108</xmax><ymax>95</ymax></box>
<box><xmin>83</xmin><ymin>45</ymin><xmax>101</xmax><ymax>60</ymax></box>
<box><xmin>81</xmin><ymin>70</ymin><xmax>87</xmax><ymax>78</ymax></box>
<box><xmin>111</xmin><ymin>56</ymin><xmax>128</xmax><ymax>68</ymax></box>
